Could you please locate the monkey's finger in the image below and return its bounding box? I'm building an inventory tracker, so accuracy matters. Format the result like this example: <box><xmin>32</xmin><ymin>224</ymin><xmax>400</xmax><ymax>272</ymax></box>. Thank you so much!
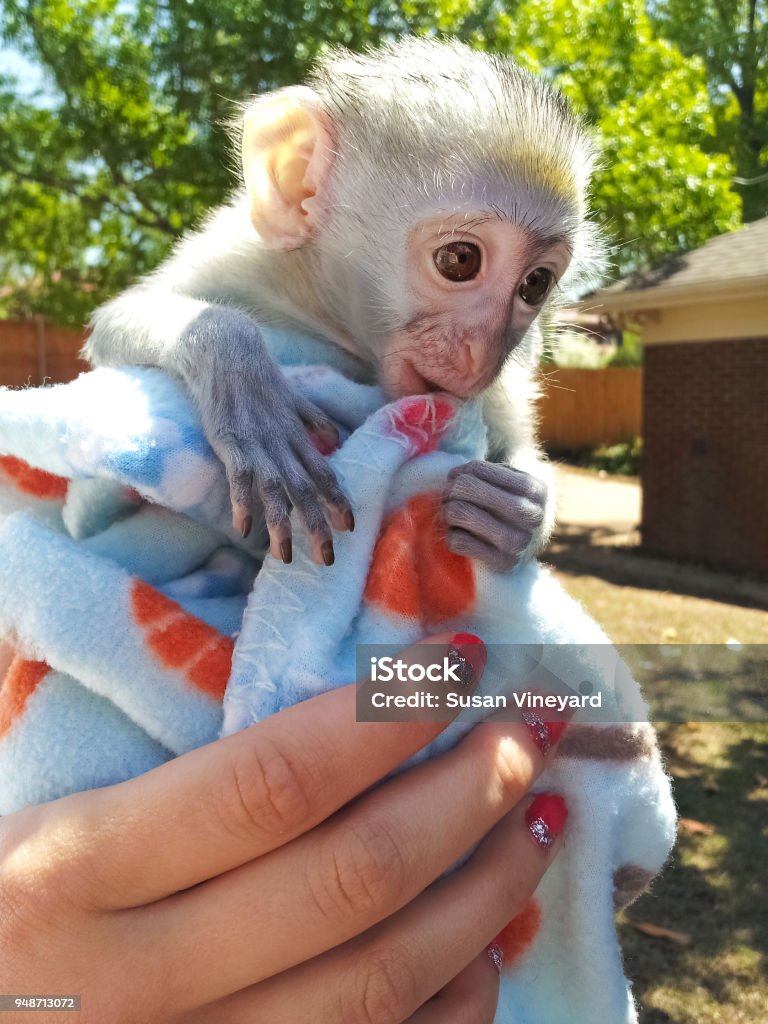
<box><xmin>445</xmin><ymin>526</ymin><xmax>522</xmax><ymax>573</ymax></box>
<box><xmin>405</xmin><ymin>950</ymin><xmax>500</xmax><ymax>1023</ymax></box>
<box><xmin>447</xmin><ymin>460</ymin><xmax>547</xmax><ymax>505</ymax></box>
<box><xmin>253</xmin><ymin>462</ymin><xmax>294</xmax><ymax>563</ymax></box>
<box><xmin>442</xmin><ymin>475</ymin><xmax>544</xmax><ymax>532</ymax></box>
<box><xmin>213</xmin><ymin>437</ymin><xmax>256</xmax><ymax>539</ymax></box>
<box><xmin>444</xmin><ymin>470</ymin><xmax>545</xmax><ymax>529</ymax></box>
<box><xmin>444</xmin><ymin>499</ymin><xmax>532</xmax><ymax>555</ymax></box>
<box><xmin>275</xmin><ymin>454</ymin><xmax>335</xmax><ymax>566</ymax></box>
<box><xmin>293</xmin><ymin>393</ymin><xmax>341</xmax><ymax>452</ymax></box>
<box><xmin>294</xmin><ymin>438</ymin><xmax>355</xmax><ymax>533</ymax></box>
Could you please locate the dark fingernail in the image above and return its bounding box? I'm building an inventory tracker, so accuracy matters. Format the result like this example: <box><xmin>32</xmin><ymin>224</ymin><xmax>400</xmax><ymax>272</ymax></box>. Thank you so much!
<box><xmin>521</xmin><ymin>711</ymin><xmax>569</xmax><ymax>757</ymax></box>
<box><xmin>280</xmin><ymin>538</ymin><xmax>292</xmax><ymax>564</ymax></box>
<box><xmin>526</xmin><ymin>793</ymin><xmax>568</xmax><ymax>850</ymax></box>
<box><xmin>321</xmin><ymin>540</ymin><xmax>335</xmax><ymax>566</ymax></box>
<box><xmin>486</xmin><ymin>942</ymin><xmax>504</xmax><ymax>974</ymax></box>
<box><xmin>344</xmin><ymin>509</ymin><xmax>355</xmax><ymax>532</ymax></box>
<box><xmin>241</xmin><ymin>514</ymin><xmax>252</xmax><ymax>539</ymax></box>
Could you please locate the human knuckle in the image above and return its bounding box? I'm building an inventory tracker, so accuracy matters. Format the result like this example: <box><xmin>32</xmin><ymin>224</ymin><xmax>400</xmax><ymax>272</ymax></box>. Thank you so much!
<box><xmin>472</xmin><ymin>730</ymin><xmax>531</xmax><ymax>807</ymax></box>
<box><xmin>221</xmin><ymin>739</ymin><xmax>312</xmax><ymax>842</ymax></box>
<box><xmin>0</xmin><ymin>868</ymin><xmax>30</xmax><ymax>944</ymax></box>
<box><xmin>493</xmin><ymin>742</ymin><xmax>533</xmax><ymax>805</ymax></box>
<box><xmin>313</xmin><ymin>820</ymin><xmax>406</xmax><ymax>921</ymax></box>
<box><xmin>348</xmin><ymin>946</ymin><xmax>418</xmax><ymax>1024</ymax></box>
<box><xmin>0</xmin><ymin>855</ymin><xmax>74</xmax><ymax>959</ymax></box>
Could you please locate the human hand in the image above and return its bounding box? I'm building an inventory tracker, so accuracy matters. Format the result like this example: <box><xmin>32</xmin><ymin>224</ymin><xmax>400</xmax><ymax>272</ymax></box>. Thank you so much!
<box><xmin>0</xmin><ymin>634</ymin><xmax>568</xmax><ymax>1023</ymax></box>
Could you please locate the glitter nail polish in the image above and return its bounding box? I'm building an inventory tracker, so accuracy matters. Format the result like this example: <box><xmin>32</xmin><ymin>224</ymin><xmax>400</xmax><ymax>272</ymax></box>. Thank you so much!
<box><xmin>449</xmin><ymin>633</ymin><xmax>486</xmax><ymax>684</ymax></box>
<box><xmin>486</xmin><ymin>942</ymin><xmax>504</xmax><ymax>973</ymax></box>
<box><xmin>526</xmin><ymin>793</ymin><xmax>568</xmax><ymax>850</ymax></box>
<box><xmin>521</xmin><ymin>711</ymin><xmax>569</xmax><ymax>756</ymax></box>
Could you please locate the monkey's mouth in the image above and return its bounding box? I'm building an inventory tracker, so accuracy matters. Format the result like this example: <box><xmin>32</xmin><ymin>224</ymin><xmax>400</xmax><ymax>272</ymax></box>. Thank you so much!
<box><xmin>400</xmin><ymin>360</ymin><xmax>459</xmax><ymax>399</ymax></box>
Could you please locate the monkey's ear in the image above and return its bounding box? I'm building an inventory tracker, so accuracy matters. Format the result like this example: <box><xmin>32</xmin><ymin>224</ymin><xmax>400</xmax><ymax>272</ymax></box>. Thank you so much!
<box><xmin>241</xmin><ymin>86</ymin><xmax>335</xmax><ymax>250</ymax></box>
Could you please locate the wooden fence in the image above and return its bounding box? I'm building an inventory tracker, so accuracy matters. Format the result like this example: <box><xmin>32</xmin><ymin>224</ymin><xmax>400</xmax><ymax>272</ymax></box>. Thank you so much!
<box><xmin>537</xmin><ymin>366</ymin><xmax>643</xmax><ymax>450</ymax></box>
<box><xmin>0</xmin><ymin>318</ymin><xmax>88</xmax><ymax>387</ymax></box>
<box><xmin>0</xmin><ymin>319</ymin><xmax>643</xmax><ymax>450</ymax></box>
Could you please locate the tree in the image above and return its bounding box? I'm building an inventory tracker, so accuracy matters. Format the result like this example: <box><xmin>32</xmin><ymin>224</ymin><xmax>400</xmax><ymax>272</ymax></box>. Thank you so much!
<box><xmin>650</xmin><ymin>0</ymin><xmax>768</xmax><ymax>222</ymax></box>
<box><xmin>0</xmin><ymin>0</ymin><xmax>420</xmax><ymax>324</ymax></box>
<box><xmin>481</xmin><ymin>0</ymin><xmax>742</xmax><ymax>273</ymax></box>
<box><xmin>0</xmin><ymin>0</ymin><xmax>745</xmax><ymax>324</ymax></box>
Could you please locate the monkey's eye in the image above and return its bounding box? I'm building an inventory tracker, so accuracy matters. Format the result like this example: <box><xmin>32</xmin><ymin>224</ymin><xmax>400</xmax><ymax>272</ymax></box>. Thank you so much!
<box><xmin>433</xmin><ymin>242</ymin><xmax>482</xmax><ymax>282</ymax></box>
<box><xmin>518</xmin><ymin>267</ymin><xmax>554</xmax><ymax>307</ymax></box>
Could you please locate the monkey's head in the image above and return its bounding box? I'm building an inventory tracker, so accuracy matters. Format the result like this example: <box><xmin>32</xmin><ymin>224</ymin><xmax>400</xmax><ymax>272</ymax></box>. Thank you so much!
<box><xmin>239</xmin><ymin>38</ymin><xmax>600</xmax><ymax>399</ymax></box>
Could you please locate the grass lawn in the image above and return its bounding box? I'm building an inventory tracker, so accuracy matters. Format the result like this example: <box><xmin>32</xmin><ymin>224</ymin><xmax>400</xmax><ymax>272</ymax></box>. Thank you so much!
<box><xmin>553</xmin><ymin>565</ymin><xmax>767</xmax><ymax>1024</ymax></box>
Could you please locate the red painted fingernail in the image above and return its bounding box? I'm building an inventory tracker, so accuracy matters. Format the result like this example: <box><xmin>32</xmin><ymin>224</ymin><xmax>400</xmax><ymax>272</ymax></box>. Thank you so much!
<box><xmin>526</xmin><ymin>793</ymin><xmax>568</xmax><ymax>850</ymax></box>
<box><xmin>280</xmin><ymin>538</ymin><xmax>292</xmax><ymax>564</ymax></box>
<box><xmin>521</xmin><ymin>712</ymin><xmax>569</xmax><ymax>756</ymax></box>
<box><xmin>241</xmin><ymin>514</ymin><xmax>252</xmax><ymax>539</ymax></box>
<box><xmin>321</xmin><ymin>540</ymin><xmax>335</xmax><ymax>566</ymax></box>
<box><xmin>450</xmin><ymin>633</ymin><xmax>487</xmax><ymax>681</ymax></box>
<box><xmin>452</xmin><ymin>633</ymin><xmax>484</xmax><ymax>645</ymax></box>
<box><xmin>486</xmin><ymin>942</ymin><xmax>504</xmax><ymax>974</ymax></box>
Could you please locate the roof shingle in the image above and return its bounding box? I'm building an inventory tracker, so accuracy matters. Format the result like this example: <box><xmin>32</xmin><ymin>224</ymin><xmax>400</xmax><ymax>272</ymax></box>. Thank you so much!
<box><xmin>600</xmin><ymin>217</ymin><xmax>768</xmax><ymax>295</ymax></box>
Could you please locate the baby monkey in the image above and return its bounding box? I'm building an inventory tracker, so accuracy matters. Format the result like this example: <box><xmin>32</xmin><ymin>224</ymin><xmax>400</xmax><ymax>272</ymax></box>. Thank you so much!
<box><xmin>84</xmin><ymin>38</ymin><xmax>599</xmax><ymax>570</ymax></box>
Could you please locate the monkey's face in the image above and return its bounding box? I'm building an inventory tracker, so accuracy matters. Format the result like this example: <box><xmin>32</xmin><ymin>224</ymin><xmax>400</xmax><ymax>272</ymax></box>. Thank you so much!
<box><xmin>377</xmin><ymin>215</ymin><xmax>572</xmax><ymax>399</ymax></box>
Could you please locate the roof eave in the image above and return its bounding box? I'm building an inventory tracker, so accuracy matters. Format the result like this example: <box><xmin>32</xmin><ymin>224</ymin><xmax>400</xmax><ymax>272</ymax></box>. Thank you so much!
<box><xmin>584</xmin><ymin>274</ymin><xmax>768</xmax><ymax>314</ymax></box>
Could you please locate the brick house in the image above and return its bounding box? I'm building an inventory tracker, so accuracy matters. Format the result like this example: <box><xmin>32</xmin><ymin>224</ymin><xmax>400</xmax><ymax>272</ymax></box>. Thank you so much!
<box><xmin>592</xmin><ymin>218</ymin><xmax>768</xmax><ymax>574</ymax></box>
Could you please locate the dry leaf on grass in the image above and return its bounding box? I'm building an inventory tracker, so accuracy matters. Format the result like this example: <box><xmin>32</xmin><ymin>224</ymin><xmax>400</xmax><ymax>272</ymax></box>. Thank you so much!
<box><xmin>678</xmin><ymin>817</ymin><xmax>715</xmax><ymax>835</ymax></box>
<box><xmin>634</xmin><ymin>922</ymin><xmax>693</xmax><ymax>945</ymax></box>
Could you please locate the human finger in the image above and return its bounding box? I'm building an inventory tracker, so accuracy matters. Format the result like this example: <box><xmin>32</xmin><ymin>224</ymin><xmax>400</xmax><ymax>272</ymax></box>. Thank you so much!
<box><xmin>2</xmin><ymin>634</ymin><xmax>481</xmax><ymax>911</ymax></box>
<box><xmin>124</xmin><ymin>689</ymin><xmax>569</xmax><ymax>1009</ymax></box>
<box><xmin>176</xmin><ymin>792</ymin><xmax>566</xmax><ymax>1024</ymax></box>
<box><xmin>405</xmin><ymin>949</ymin><xmax>500</xmax><ymax>1023</ymax></box>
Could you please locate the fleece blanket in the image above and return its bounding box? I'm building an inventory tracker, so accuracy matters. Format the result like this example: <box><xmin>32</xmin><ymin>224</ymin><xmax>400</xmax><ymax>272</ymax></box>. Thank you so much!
<box><xmin>0</xmin><ymin>330</ymin><xmax>676</xmax><ymax>1024</ymax></box>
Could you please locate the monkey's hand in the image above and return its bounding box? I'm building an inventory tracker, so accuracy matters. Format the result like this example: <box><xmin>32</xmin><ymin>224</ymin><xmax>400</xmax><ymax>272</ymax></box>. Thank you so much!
<box><xmin>190</xmin><ymin>341</ymin><xmax>354</xmax><ymax>566</ymax></box>
<box><xmin>441</xmin><ymin>460</ymin><xmax>549</xmax><ymax>573</ymax></box>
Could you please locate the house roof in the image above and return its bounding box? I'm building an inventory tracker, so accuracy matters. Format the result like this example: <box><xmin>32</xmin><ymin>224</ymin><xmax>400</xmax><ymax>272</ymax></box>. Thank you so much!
<box><xmin>590</xmin><ymin>217</ymin><xmax>768</xmax><ymax>311</ymax></box>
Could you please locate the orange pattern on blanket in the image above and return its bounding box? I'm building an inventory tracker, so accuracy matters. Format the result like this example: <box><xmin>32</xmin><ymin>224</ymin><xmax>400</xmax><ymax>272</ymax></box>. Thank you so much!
<box><xmin>364</xmin><ymin>492</ymin><xmax>475</xmax><ymax>625</ymax></box>
<box><xmin>493</xmin><ymin>899</ymin><xmax>541</xmax><ymax>970</ymax></box>
<box><xmin>0</xmin><ymin>657</ymin><xmax>50</xmax><ymax>738</ymax></box>
<box><xmin>130</xmin><ymin>580</ymin><xmax>233</xmax><ymax>701</ymax></box>
<box><xmin>0</xmin><ymin>455</ymin><xmax>68</xmax><ymax>500</ymax></box>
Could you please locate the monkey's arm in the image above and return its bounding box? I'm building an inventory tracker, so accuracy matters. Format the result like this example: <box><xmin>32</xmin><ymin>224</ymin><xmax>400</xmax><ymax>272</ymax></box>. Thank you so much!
<box><xmin>85</xmin><ymin>288</ymin><xmax>354</xmax><ymax>564</ymax></box>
